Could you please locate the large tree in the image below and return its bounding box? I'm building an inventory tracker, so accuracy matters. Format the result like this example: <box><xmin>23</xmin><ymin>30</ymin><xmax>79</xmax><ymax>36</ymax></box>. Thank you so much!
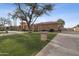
<box><xmin>57</xmin><ymin>19</ymin><xmax>65</xmax><ymax>25</ymax></box>
<box><xmin>10</xmin><ymin>3</ymin><xmax>54</xmax><ymax>32</ymax></box>
<box><xmin>57</xmin><ymin>19</ymin><xmax>65</xmax><ymax>32</ymax></box>
<box><xmin>0</xmin><ymin>17</ymin><xmax>11</xmax><ymax>33</ymax></box>
<box><xmin>8</xmin><ymin>12</ymin><xmax>18</xmax><ymax>30</ymax></box>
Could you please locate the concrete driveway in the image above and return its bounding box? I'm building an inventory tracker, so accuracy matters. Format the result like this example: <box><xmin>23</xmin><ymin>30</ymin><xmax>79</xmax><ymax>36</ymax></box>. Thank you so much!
<box><xmin>36</xmin><ymin>32</ymin><xmax>79</xmax><ymax>56</ymax></box>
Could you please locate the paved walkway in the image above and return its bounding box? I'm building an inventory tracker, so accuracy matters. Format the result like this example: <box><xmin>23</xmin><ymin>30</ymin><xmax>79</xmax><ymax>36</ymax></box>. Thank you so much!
<box><xmin>0</xmin><ymin>31</ymin><xmax>25</xmax><ymax>36</ymax></box>
<box><xmin>36</xmin><ymin>33</ymin><xmax>79</xmax><ymax>56</ymax></box>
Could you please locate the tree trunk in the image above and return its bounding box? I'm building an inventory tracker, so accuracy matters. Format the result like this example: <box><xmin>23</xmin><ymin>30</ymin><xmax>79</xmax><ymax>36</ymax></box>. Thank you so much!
<box><xmin>5</xmin><ymin>27</ymin><xmax>8</xmax><ymax>33</ymax></box>
<box><xmin>28</xmin><ymin>24</ymin><xmax>32</xmax><ymax>33</ymax></box>
<box><xmin>21</xmin><ymin>20</ymin><xmax>23</xmax><ymax>31</ymax></box>
<box><xmin>6</xmin><ymin>30</ymin><xmax>8</xmax><ymax>33</ymax></box>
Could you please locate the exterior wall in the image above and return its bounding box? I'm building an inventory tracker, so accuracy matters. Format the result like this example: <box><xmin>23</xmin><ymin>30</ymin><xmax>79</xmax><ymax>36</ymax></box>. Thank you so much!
<box><xmin>19</xmin><ymin>22</ymin><xmax>28</xmax><ymax>30</ymax></box>
<box><xmin>73</xmin><ymin>27</ymin><xmax>79</xmax><ymax>32</ymax></box>
<box><xmin>19</xmin><ymin>22</ymin><xmax>64</xmax><ymax>31</ymax></box>
<box><xmin>32</xmin><ymin>23</ymin><xmax>63</xmax><ymax>31</ymax></box>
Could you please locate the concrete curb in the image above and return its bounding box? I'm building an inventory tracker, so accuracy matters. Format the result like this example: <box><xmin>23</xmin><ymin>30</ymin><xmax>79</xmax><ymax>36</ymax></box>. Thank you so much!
<box><xmin>36</xmin><ymin>33</ymin><xmax>59</xmax><ymax>56</ymax></box>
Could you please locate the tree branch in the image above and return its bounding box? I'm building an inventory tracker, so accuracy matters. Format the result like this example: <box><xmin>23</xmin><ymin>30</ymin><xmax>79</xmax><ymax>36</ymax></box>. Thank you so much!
<box><xmin>17</xmin><ymin>4</ymin><xmax>28</xmax><ymax>23</ymax></box>
<box><xmin>31</xmin><ymin>16</ymin><xmax>39</xmax><ymax>26</ymax></box>
<box><xmin>28</xmin><ymin>5</ymin><xmax>36</xmax><ymax>24</ymax></box>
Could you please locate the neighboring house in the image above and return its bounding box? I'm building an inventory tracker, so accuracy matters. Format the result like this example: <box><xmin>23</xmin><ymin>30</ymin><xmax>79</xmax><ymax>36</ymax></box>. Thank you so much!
<box><xmin>19</xmin><ymin>21</ymin><xmax>64</xmax><ymax>32</ymax></box>
<box><xmin>73</xmin><ymin>25</ymin><xmax>79</xmax><ymax>32</ymax></box>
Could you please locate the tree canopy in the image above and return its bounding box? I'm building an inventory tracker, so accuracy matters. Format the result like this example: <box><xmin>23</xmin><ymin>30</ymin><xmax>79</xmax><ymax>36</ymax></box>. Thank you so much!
<box><xmin>10</xmin><ymin>3</ymin><xmax>55</xmax><ymax>32</ymax></box>
<box><xmin>0</xmin><ymin>17</ymin><xmax>11</xmax><ymax>27</ymax></box>
<box><xmin>57</xmin><ymin>19</ymin><xmax>65</xmax><ymax>25</ymax></box>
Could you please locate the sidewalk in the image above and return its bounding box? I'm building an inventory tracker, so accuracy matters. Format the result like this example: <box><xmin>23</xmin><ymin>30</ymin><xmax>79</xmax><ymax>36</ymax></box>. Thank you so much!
<box><xmin>0</xmin><ymin>31</ymin><xmax>25</xmax><ymax>36</ymax></box>
<box><xmin>36</xmin><ymin>33</ymin><xmax>79</xmax><ymax>56</ymax></box>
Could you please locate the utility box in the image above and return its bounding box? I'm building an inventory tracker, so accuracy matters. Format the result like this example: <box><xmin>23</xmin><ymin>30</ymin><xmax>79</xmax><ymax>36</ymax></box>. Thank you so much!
<box><xmin>41</xmin><ymin>32</ymin><xmax>48</xmax><ymax>41</ymax></box>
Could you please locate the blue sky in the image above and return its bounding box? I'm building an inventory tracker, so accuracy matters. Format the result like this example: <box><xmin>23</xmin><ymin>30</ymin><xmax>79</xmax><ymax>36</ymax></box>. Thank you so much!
<box><xmin>0</xmin><ymin>3</ymin><xmax>79</xmax><ymax>28</ymax></box>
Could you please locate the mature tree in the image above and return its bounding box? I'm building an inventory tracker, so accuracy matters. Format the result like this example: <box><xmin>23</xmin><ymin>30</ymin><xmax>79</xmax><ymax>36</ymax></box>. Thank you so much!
<box><xmin>57</xmin><ymin>19</ymin><xmax>65</xmax><ymax>25</ymax></box>
<box><xmin>57</xmin><ymin>19</ymin><xmax>65</xmax><ymax>32</ymax></box>
<box><xmin>77</xmin><ymin>24</ymin><xmax>79</xmax><ymax>27</ymax></box>
<box><xmin>10</xmin><ymin>3</ymin><xmax>54</xmax><ymax>33</ymax></box>
<box><xmin>8</xmin><ymin>12</ymin><xmax>18</xmax><ymax>30</ymax></box>
<box><xmin>0</xmin><ymin>17</ymin><xmax>11</xmax><ymax>33</ymax></box>
<box><xmin>8</xmin><ymin>11</ymin><xmax>18</xmax><ymax>27</ymax></box>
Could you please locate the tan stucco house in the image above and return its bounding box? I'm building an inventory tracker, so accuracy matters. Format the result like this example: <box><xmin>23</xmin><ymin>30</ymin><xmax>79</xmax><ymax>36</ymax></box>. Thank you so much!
<box><xmin>19</xmin><ymin>21</ymin><xmax>64</xmax><ymax>32</ymax></box>
<box><xmin>73</xmin><ymin>25</ymin><xmax>79</xmax><ymax>32</ymax></box>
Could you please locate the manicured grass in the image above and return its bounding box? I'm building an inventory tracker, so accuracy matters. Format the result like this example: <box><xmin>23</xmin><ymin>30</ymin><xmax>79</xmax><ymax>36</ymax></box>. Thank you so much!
<box><xmin>0</xmin><ymin>32</ymin><xmax>57</xmax><ymax>56</ymax></box>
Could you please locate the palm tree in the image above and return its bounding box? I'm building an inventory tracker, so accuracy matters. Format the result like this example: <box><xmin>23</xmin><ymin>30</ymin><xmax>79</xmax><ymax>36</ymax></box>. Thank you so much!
<box><xmin>11</xmin><ymin>3</ymin><xmax>54</xmax><ymax>33</ymax></box>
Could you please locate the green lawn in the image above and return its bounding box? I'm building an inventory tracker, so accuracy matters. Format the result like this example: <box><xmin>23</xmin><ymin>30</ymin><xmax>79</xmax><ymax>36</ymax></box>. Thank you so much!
<box><xmin>0</xmin><ymin>32</ymin><xmax>57</xmax><ymax>56</ymax></box>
